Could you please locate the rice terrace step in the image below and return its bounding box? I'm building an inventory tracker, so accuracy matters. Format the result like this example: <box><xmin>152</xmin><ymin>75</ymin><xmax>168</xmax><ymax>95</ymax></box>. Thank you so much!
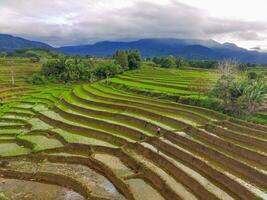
<box><xmin>0</xmin><ymin>60</ymin><xmax>266</xmax><ymax>199</ymax></box>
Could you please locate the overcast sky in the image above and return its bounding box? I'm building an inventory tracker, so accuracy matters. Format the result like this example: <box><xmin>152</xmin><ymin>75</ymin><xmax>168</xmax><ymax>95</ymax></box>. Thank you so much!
<box><xmin>0</xmin><ymin>0</ymin><xmax>267</xmax><ymax>50</ymax></box>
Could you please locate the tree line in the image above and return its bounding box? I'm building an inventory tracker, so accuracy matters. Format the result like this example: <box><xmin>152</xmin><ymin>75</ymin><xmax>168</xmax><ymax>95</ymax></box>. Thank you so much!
<box><xmin>29</xmin><ymin>50</ymin><xmax>141</xmax><ymax>84</ymax></box>
<box><xmin>151</xmin><ymin>57</ymin><xmax>267</xmax><ymax>116</ymax></box>
<box><xmin>152</xmin><ymin>56</ymin><xmax>219</xmax><ymax>69</ymax></box>
<box><xmin>151</xmin><ymin>56</ymin><xmax>267</xmax><ymax>69</ymax></box>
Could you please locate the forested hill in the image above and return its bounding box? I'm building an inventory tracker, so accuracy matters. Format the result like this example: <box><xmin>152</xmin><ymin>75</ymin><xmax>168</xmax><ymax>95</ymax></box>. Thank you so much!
<box><xmin>1</xmin><ymin>34</ymin><xmax>267</xmax><ymax>64</ymax></box>
<box><xmin>0</xmin><ymin>34</ymin><xmax>52</xmax><ymax>52</ymax></box>
<box><xmin>59</xmin><ymin>38</ymin><xmax>267</xmax><ymax>63</ymax></box>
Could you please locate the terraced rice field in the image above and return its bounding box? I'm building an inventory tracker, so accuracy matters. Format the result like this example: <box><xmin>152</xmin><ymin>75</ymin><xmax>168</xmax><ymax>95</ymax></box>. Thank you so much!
<box><xmin>112</xmin><ymin>66</ymin><xmax>267</xmax><ymax>125</ymax></box>
<box><xmin>111</xmin><ymin>67</ymin><xmax>220</xmax><ymax>98</ymax></box>
<box><xmin>0</xmin><ymin>65</ymin><xmax>267</xmax><ymax>199</ymax></box>
<box><xmin>0</xmin><ymin>58</ymin><xmax>40</xmax><ymax>103</ymax></box>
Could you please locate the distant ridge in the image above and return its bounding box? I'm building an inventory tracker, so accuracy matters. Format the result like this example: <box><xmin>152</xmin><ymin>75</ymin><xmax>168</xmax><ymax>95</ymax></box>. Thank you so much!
<box><xmin>58</xmin><ymin>38</ymin><xmax>267</xmax><ymax>63</ymax></box>
<box><xmin>0</xmin><ymin>34</ymin><xmax>52</xmax><ymax>52</ymax></box>
<box><xmin>1</xmin><ymin>34</ymin><xmax>267</xmax><ymax>63</ymax></box>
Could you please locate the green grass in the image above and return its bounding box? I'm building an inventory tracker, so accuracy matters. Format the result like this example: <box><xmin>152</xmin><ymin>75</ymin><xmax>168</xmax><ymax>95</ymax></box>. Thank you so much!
<box><xmin>0</xmin><ymin>143</ymin><xmax>30</xmax><ymax>157</ymax></box>
<box><xmin>0</xmin><ymin>193</ymin><xmax>9</xmax><ymax>200</ymax></box>
<box><xmin>110</xmin><ymin>78</ymin><xmax>199</xmax><ymax>96</ymax></box>
<box><xmin>110</xmin><ymin>65</ymin><xmax>267</xmax><ymax>125</ymax></box>
<box><xmin>18</xmin><ymin>135</ymin><xmax>63</xmax><ymax>152</ymax></box>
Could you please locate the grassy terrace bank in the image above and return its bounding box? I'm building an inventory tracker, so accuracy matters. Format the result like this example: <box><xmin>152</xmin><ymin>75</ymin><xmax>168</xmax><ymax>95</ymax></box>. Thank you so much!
<box><xmin>108</xmin><ymin>65</ymin><xmax>267</xmax><ymax>125</ymax></box>
<box><xmin>0</xmin><ymin>61</ymin><xmax>266</xmax><ymax>200</ymax></box>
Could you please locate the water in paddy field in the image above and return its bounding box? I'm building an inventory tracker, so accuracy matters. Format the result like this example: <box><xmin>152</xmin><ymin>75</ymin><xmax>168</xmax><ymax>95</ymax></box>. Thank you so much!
<box><xmin>0</xmin><ymin>178</ymin><xmax>84</xmax><ymax>200</ymax></box>
<box><xmin>0</xmin><ymin>159</ymin><xmax>126</xmax><ymax>200</ymax></box>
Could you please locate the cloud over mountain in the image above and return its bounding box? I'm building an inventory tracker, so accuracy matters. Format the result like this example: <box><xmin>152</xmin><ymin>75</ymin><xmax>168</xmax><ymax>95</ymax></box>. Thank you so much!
<box><xmin>0</xmin><ymin>0</ymin><xmax>266</xmax><ymax>48</ymax></box>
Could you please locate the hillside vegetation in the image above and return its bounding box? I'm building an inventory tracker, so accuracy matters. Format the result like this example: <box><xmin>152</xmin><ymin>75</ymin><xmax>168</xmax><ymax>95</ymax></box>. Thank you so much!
<box><xmin>0</xmin><ymin>58</ymin><xmax>41</xmax><ymax>104</ymax></box>
<box><xmin>0</xmin><ymin>34</ymin><xmax>52</xmax><ymax>52</ymax></box>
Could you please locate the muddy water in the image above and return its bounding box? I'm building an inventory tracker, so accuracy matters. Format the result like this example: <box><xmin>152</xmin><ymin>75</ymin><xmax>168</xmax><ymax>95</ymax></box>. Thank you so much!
<box><xmin>94</xmin><ymin>154</ymin><xmax>134</xmax><ymax>178</ymax></box>
<box><xmin>42</xmin><ymin>163</ymin><xmax>125</xmax><ymax>200</ymax></box>
<box><xmin>161</xmin><ymin>138</ymin><xmax>267</xmax><ymax>199</ymax></box>
<box><xmin>125</xmin><ymin>179</ymin><xmax>165</xmax><ymax>200</ymax></box>
<box><xmin>94</xmin><ymin>154</ymin><xmax>168</xmax><ymax>200</ymax></box>
<box><xmin>0</xmin><ymin>178</ymin><xmax>84</xmax><ymax>200</ymax></box>
<box><xmin>6</xmin><ymin>160</ymin><xmax>126</xmax><ymax>200</ymax></box>
<box><xmin>142</xmin><ymin>140</ymin><xmax>234</xmax><ymax>200</ymax></box>
<box><xmin>128</xmin><ymin>149</ymin><xmax>198</xmax><ymax>200</ymax></box>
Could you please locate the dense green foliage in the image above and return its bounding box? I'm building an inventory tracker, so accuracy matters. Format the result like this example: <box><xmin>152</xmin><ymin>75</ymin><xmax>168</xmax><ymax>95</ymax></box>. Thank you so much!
<box><xmin>30</xmin><ymin>51</ymin><xmax>141</xmax><ymax>84</ymax></box>
<box><xmin>247</xmin><ymin>71</ymin><xmax>261</xmax><ymax>80</ymax></box>
<box><xmin>37</xmin><ymin>57</ymin><xmax>122</xmax><ymax>83</ymax></box>
<box><xmin>1</xmin><ymin>48</ymin><xmax>61</xmax><ymax>60</ymax></box>
<box><xmin>28</xmin><ymin>74</ymin><xmax>48</xmax><ymax>85</ymax></box>
<box><xmin>211</xmin><ymin>70</ymin><xmax>267</xmax><ymax>115</ymax></box>
<box><xmin>113</xmin><ymin>50</ymin><xmax>129</xmax><ymax>69</ymax></box>
<box><xmin>152</xmin><ymin>56</ymin><xmax>178</xmax><ymax>68</ymax></box>
<box><xmin>93</xmin><ymin>60</ymin><xmax>123</xmax><ymax>80</ymax></box>
<box><xmin>0</xmin><ymin>193</ymin><xmax>9</xmax><ymax>200</ymax></box>
<box><xmin>41</xmin><ymin>58</ymin><xmax>93</xmax><ymax>82</ymax></box>
<box><xmin>113</xmin><ymin>50</ymin><xmax>142</xmax><ymax>70</ymax></box>
<box><xmin>152</xmin><ymin>55</ymin><xmax>267</xmax><ymax>69</ymax></box>
<box><xmin>187</xmin><ymin>60</ymin><xmax>218</xmax><ymax>69</ymax></box>
<box><xmin>152</xmin><ymin>56</ymin><xmax>218</xmax><ymax>69</ymax></box>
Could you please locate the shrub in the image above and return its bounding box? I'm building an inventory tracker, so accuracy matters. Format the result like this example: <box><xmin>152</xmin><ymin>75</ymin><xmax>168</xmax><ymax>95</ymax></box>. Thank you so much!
<box><xmin>247</xmin><ymin>71</ymin><xmax>258</xmax><ymax>80</ymax></box>
<box><xmin>113</xmin><ymin>50</ymin><xmax>129</xmax><ymax>70</ymax></box>
<box><xmin>0</xmin><ymin>193</ymin><xmax>9</xmax><ymax>200</ymax></box>
<box><xmin>94</xmin><ymin>61</ymin><xmax>122</xmax><ymax>79</ymax></box>
<box><xmin>114</xmin><ymin>50</ymin><xmax>142</xmax><ymax>70</ymax></box>
<box><xmin>187</xmin><ymin>60</ymin><xmax>217</xmax><ymax>69</ymax></box>
<box><xmin>128</xmin><ymin>51</ymin><xmax>142</xmax><ymax>70</ymax></box>
<box><xmin>41</xmin><ymin>58</ymin><xmax>65</xmax><ymax>78</ymax></box>
<box><xmin>211</xmin><ymin>75</ymin><xmax>266</xmax><ymax>115</ymax></box>
<box><xmin>152</xmin><ymin>56</ymin><xmax>177</xmax><ymax>68</ymax></box>
<box><xmin>28</xmin><ymin>74</ymin><xmax>48</xmax><ymax>85</ymax></box>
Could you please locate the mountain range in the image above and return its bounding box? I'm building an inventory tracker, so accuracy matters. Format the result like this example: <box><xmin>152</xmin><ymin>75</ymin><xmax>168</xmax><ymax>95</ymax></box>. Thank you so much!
<box><xmin>1</xmin><ymin>34</ymin><xmax>267</xmax><ymax>64</ymax></box>
<box><xmin>0</xmin><ymin>34</ymin><xmax>52</xmax><ymax>52</ymax></box>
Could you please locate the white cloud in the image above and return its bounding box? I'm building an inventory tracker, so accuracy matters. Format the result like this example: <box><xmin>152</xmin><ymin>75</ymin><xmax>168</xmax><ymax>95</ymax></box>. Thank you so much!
<box><xmin>0</xmin><ymin>0</ymin><xmax>266</xmax><ymax>48</ymax></box>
